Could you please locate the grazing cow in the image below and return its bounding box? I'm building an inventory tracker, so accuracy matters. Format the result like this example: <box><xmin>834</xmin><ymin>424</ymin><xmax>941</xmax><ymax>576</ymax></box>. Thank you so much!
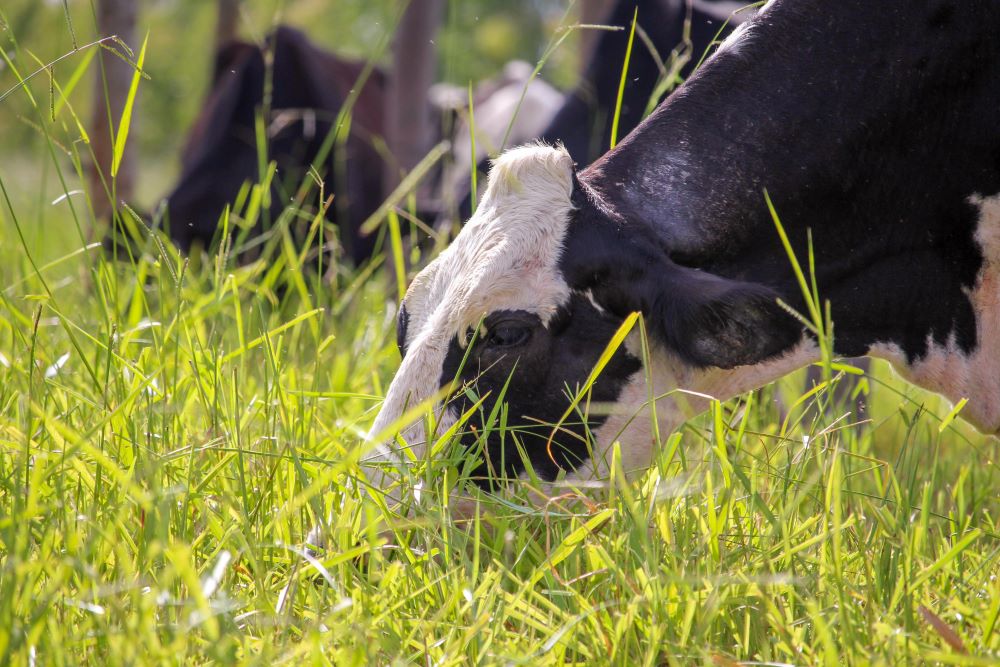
<box><xmin>159</xmin><ymin>26</ymin><xmax>386</xmax><ymax>265</ymax></box>
<box><xmin>367</xmin><ymin>0</ymin><xmax>1000</xmax><ymax>497</ymax></box>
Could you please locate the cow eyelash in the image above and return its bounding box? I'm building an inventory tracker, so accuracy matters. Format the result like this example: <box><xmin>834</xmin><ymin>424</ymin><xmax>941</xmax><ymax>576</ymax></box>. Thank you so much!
<box><xmin>485</xmin><ymin>324</ymin><xmax>531</xmax><ymax>348</ymax></box>
<box><xmin>462</xmin><ymin>326</ymin><xmax>482</xmax><ymax>347</ymax></box>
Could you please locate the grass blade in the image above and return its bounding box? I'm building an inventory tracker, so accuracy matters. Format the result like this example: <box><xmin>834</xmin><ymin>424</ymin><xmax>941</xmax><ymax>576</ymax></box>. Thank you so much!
<box><xmin>111</xmin><ymin>31</ymin><xmax>147</xmax><ymax>178</ymax></box>
<box><xmin>609</xmin><ymin>8</ymin><xmax>638</xmax><ymax>149</ymax></box>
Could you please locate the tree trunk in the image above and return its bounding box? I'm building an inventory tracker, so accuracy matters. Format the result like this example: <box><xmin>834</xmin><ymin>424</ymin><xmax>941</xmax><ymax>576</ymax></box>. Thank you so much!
<box><xmin>383</xmin><ymin>0</ymin><xmax>444</xmax><ymax>196</ymax></box>
<box><xmin>215</xmin><ymin>0</ymin><xmax>241</xmax><ymax>53</ymax></box>
<box><xmin>90</xmin><ymin>0</ymin><xmax>138</xmax><ymax>222</ymax></box>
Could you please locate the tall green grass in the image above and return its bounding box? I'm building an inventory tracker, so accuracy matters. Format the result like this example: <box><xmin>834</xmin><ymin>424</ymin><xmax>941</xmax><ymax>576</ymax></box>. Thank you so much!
<box><xmin>1</xmin><ymin>4</ymin><xmax>999</xmax><ymax>666</ymax></box>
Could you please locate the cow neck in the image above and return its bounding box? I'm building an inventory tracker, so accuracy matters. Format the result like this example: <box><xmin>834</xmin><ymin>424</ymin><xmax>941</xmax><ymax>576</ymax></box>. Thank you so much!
<box><xmin>583</xmin><ymin>0</ymin><xmax>997</xmax><ymax>262</ymax></box>
<box><xmin>580</xmin><ymin>0</ymin><xmax>1000</xmax><ymax>365</ymax></box>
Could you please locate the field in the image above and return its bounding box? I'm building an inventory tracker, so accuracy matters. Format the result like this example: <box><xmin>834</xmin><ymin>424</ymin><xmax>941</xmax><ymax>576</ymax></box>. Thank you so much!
<box><xmin>1</xmin><ymin>2</ymin><xmax>999</xmax><ymax>665</ymax></box>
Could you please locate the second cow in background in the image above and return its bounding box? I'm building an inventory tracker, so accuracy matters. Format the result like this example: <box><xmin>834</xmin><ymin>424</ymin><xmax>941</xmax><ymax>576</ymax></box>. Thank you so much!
<box><xmin>158</xmin><ymin>26</ymin><xmax>387</xmax><ymax>265</ymax></box>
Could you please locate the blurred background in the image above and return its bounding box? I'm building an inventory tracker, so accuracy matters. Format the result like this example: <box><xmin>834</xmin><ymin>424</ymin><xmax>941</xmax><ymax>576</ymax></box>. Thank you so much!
<box><xmin>1</xmin><ymin>0</ymin><xmax>581</xmax><ymax>212</ymax></box>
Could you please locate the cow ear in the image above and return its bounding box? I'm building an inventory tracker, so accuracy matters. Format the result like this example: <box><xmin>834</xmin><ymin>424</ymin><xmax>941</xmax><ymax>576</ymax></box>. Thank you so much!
<box><xmin>562</xmin><ymin>223</ymin><xmax>800</xmax><ymax>368</ymax></box>
<box><xmin>647</xmin><ymin>266</ymin><xmax>801</xmax><ymax>369</ymax></box>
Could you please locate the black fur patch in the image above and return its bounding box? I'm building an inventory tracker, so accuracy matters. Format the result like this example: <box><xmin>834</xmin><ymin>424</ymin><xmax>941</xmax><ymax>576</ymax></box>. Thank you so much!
<box><xmin>581</xmin><ymin>0</ymin><xmax>997</xmax><ymax>364</ymax></box>
<box><xmin>928</xmin><ymin>2</ymin><xmax>956</xmax><ymax>28</ymax></box>
<box><xmin>561</xmin><ymin>181</ymin><xmax>803</xmax><ymax>369</ymax></box>
<box><xmin>396</xmin><ymin>302</ymin><xmax>410</xmax><ymax>358</ymax></box>
<box><xmin>435</xmin><ymin>296</ymin><xmax>641</xmax><ymax>485</ymax></box>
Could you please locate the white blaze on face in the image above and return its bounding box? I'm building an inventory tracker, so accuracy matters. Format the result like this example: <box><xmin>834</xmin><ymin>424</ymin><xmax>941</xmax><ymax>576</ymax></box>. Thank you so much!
<box><xmin>366</xmin><ymin>144</ymin><xmax>576</xmax><ymax>483</ymax></box>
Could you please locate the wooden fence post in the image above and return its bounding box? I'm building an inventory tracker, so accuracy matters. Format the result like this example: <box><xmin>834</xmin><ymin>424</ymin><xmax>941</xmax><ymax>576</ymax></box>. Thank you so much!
<box><xmin>384</xmin><ymin>0</ymin><xmax>445</xmax><ymax>197</ymax></box>
<box><xmin>90</xmin><ymin>0</ymin><xmax>138</xmax><ymax>222</ymax></box>
<box><xmin>216</xmin><ymin>0</ymin><xmax>241</xmax><ymax>53</ymax></box>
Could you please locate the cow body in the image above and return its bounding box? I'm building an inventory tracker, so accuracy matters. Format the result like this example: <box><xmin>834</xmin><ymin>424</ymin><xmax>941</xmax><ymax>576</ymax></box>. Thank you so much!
<box><xmin>372</xmin><ymin>0</ymin><xmax>1000</xmax><ymax>495</ymax></box>
<box><xmin>584</xmin><ymin>0</ymin><xmax>1000</xmax><ymax>429</ymax></box>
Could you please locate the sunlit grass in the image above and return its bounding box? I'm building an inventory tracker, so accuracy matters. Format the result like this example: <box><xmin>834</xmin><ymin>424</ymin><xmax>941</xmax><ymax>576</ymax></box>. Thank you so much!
<box><xmin>1</xmin><ymin>5</ymin><xmax>999</xmax><ymax>666</ymax></box>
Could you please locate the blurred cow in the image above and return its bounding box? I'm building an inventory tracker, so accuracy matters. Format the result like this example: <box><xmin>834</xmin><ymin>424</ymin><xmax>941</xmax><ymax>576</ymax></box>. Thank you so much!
<box><xmin>433</xmin><ymin>61</ymin><xmax>564</xmax><ymax>222</ymax></box>
<box><xmin>152</xmin><ymin>26</ymin><xmax>387</xmax><ymax>265</ymax></box>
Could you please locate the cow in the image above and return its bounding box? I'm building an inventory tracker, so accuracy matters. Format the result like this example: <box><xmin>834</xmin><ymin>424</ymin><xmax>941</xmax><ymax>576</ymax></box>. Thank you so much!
<box><xmin>364</xmin><ymin>0</ymin><xmax>1000</xmax><ymax>502</ymax></box>
<box><xmin>151</xmin><ymin>26</ymin><xmax>387</xmax><ymax>265</ymax></box>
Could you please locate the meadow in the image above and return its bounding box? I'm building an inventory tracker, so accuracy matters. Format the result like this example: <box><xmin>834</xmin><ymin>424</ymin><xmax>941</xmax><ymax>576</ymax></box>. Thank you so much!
<box><xmin>1</xmin><ymin>2</ymin><xmax>998</xmax><ymax>665</ymax></box>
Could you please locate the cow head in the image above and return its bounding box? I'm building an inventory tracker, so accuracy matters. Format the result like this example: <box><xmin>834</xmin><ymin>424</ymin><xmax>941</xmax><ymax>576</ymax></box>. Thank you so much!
<box><xmin>368</xmin><ymin>144</ymin><xmax>801</xmax><ymax>499</ymax></box>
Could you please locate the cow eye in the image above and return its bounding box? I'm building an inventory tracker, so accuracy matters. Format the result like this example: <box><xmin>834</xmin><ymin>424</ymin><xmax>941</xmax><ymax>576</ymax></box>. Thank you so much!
<box><xmin>396</xmin><ymin>303</ymin><xmax>410</xmax><ymax>357</ymax></box>
<box><xmin>486</xmin><ymin>325</ymin><xmax>530</xmax><ymax>348</ymax></box>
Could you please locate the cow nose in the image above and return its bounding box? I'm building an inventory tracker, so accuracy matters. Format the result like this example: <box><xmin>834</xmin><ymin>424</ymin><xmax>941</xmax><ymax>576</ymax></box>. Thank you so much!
<box><xmin>308</xmin><ymin>420</ymin><xmax>427</xmax><ymax>549</ymax></box>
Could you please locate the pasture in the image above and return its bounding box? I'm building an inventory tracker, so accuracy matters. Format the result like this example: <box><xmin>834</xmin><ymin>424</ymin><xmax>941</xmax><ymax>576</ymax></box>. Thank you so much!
<box><xmin>1</xmin><ymin>1</ymin><xmax>999</xmax><ymax>664</ymax></box>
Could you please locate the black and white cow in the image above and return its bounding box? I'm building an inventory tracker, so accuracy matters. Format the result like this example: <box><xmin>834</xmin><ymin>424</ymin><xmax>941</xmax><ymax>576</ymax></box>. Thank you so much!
<box><xmin>370</xmin><ymin>0</ymin><xmax>1000</xmax><ymax>495</ymax></box>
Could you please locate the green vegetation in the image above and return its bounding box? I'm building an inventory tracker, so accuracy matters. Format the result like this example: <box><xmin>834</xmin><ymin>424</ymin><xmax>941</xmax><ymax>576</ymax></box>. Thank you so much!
<box><xmin>1</xmin><ymin>2</ymin><xmax>998</xmax><ymax>665</ymax></box>
<box><xmin>1</xmin><ymin>0</ymin><xmax>569</xmax><ymax>170</ymax></box>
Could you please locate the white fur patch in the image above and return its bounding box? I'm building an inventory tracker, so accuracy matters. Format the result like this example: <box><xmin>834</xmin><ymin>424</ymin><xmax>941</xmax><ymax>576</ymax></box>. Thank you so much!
<box><xmin>870</xmin><ymin>194</ymin><xmax>1000</xmax><ymax>433</ymax></box>
<box><xmin>584</xmin><ymin>289</ymin><xmax>607</xmax><ymax>315</ymax></box>
<box><xmin>553</xmin><ymin>335</ymin><xmax>818</xmax><ymax>485</ymax></box>
<box><xmin>711</xmin><ymin>0</ymin><xmax>769</xmax><ymax>59</ymax></box>
<box><xmin>692</xmin><ymin>0</ymin><xmax>760</xmax><ymax>23</ymax></box>
<box><xmin>712</xmin><ymin>16</ymin><xmax>754</xmax><ymax>58</ymax></box>
<box><xmin>366</xmin><ymin>144</ymin><xmax>576</xmax><ymax>476</ymax></box>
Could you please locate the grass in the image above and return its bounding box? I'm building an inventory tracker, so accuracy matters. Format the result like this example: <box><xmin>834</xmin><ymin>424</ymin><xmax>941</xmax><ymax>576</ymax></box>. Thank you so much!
<box><xmin>2</xmin><ymin>4</ymin><xmax>1000</xmax><ymax>666</ymax></box>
